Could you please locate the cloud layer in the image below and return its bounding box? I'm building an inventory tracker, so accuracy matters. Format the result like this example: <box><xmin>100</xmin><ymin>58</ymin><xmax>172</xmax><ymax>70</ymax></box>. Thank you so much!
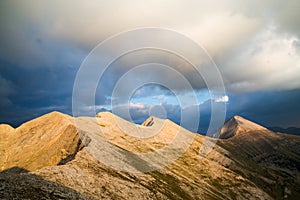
<box><xmin>0</xmin><ymin>0</ymin><xmax>300</xmax><ymax>129</ymax></box>
<box><xmin>1</xmin><ymin>0</ymin><xmax>300</xmax><ymax>92</ymax></box>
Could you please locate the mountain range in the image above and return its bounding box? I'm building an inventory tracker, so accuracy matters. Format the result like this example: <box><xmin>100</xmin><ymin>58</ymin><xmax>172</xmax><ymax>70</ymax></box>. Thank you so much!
<box><xmin>0</xmin><ymin>112</ymin><xmax>300</xmax><ymax>199</ymax></box>
<box><xmin>268</xmin><ymin>127</ymin><xmax>300</xmax><ymax>136</ymax></box>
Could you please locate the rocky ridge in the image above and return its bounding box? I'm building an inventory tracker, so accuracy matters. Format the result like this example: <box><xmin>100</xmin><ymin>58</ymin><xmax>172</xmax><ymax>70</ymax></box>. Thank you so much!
<box><xmin>0</xmin><ymin>112</ymin><xmax>299</xmax><ymax>199</ymax></box>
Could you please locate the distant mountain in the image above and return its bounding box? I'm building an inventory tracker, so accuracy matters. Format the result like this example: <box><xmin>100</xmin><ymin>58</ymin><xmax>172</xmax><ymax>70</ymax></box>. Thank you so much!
<box><xmin>268</xmin><ymin>126</ymin><xmax>300</xmax><ymax>136</ymax></box>
<box><xmin>1</xmin><ymin>112</ymin><xmax>300</xmax><ymax>199</ymax></box>
<box><xmin>219</xmin><ymin>115</ymin><xmax>267</xmax><ymax>139</ymax></box>
<box><xmin>215</xmin><ymin>116</ymin><xmax>300</xmax><ymax>199</ymax></box>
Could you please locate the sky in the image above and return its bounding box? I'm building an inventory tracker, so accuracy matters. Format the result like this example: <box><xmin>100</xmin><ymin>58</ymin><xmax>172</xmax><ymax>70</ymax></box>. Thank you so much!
<box><xmin>0</xmin><ymin>0</ymin><xmax>300</xmax><ymax>133</ymax></box>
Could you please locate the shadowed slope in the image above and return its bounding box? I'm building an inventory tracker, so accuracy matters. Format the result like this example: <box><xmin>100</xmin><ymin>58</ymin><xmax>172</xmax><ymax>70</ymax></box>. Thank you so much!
<box><xmin>0</xmin><ymin>167</ymin><xmax>92</xmax><ymax>200</ymax></box>
<box><xmin>211</xmin><ymin>116</ymin><xmax>300</xmax><ymax>199</ymax></box>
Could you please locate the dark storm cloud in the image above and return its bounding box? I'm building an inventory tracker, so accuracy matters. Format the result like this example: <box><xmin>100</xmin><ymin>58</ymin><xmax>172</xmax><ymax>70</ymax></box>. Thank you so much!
<box><xmin>226</xmin><ymin>90</ymin><xmax>300</xmax><ymax>128</ymax></box>
<box><xmin>0</xmin><ymin>74</ymin><xmax>15</xmax><ymax>107</ymax></box>
<box><xmin>0</xmin><ymin>63</ymin><xmax>81</xmax><ymax>126</ymax></box>
<box><xmin>180</xmin><ymin>90</ymin><xmax>300</xmax><ymax>133</ymax></box>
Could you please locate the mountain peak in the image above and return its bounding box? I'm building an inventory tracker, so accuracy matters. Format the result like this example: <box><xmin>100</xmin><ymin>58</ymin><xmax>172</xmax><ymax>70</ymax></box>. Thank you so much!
<box><xmin>141</xmin><ymin>116</ymin><xmax>155</xmax><ymax>126</ymax></box>
<box><xmin>0</xmin><ymin>111</ymin><xmax>83</xmax><ymax>171</ymax></box>
<box><xmin>232</xmin><ymin>115</ymin><xmax>245</xmax><ymax>121</ymax></box>
<box><xmin>220</xmin><ymin>115</ymin><xmax>267</xmax><ymax>139</ymax></box>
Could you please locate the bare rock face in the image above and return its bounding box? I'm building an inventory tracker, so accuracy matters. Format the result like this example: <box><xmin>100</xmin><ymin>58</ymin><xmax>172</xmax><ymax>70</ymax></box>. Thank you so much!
<box><xmin>219</xmin><ymin>115</ymin><xmax>267</xmax><ymax>139</ymax></box>
<box><xmin>0</xmin><ymin>167</ymin><xmax>92</xmax><ymax>200</ymax></box>
<box><xmin>0</xmin><ymin>124</ymin><xmax>14</xmax><ymax>164</ymax></box>
<box><xmin>0</xmin><ymin>111</ymin><xmax>89</xmax><ymax>171</ymax></box>
<box><xmin>216</xmin><ymin>116</ymin><xmax>300</xmax><ymax>199</ymax></box>
<box><xmin>1</xmin><ymin>111</ymin><xmax>300</xmax><ymax>199</ymax></box>
<box><xmin>33</xmin><ymin>148</ymin><xmax>272</xmax><ymax>200</ymax></box>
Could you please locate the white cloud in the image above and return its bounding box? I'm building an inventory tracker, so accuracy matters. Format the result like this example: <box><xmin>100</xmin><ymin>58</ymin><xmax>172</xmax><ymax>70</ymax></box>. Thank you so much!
<box><xmin>222</xmin><ymin>26</ymin><xmax>300</xmax><ymax>92</ymax></box>
<box><xmin>214</xmin><ymin>96</ymin><xmax>229</xmax><ymax>103</ymax></box>
<box><xmin>129</xmin><ymin>102</ymin><xmax>145</xmax><ymax>109</ymax></box>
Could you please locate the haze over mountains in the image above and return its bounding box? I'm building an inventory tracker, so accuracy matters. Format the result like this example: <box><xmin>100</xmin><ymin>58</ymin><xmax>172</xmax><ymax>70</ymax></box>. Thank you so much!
<box><xmin>0</xmin><ymin>111</ymin><xmax>300</xmax><ymax>199</ymax></box>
